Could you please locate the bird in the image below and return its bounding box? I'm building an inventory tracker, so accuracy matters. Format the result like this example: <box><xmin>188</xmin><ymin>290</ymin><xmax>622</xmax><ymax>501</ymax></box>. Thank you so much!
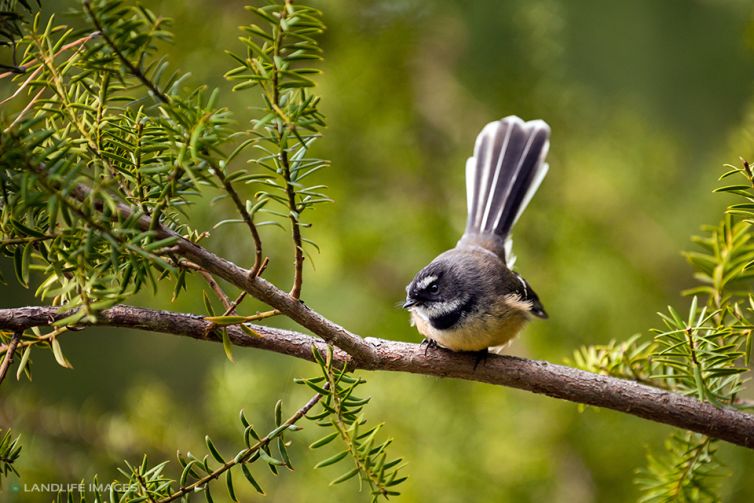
<box><xmin>403</xmin><ymin>115</ymin><xmax>550</xmax><ymax>352</ymax></box>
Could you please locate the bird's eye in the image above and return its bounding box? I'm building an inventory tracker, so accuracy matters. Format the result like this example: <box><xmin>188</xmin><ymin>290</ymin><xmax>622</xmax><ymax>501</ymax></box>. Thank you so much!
<box><xmin>428</xmin><ymin>282</ymin><xmax>439</xmax><ymax>294</ymax></box>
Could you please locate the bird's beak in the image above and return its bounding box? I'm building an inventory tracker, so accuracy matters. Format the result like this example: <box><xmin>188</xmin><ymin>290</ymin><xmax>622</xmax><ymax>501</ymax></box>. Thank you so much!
<box><xmin>402</xmin><ymin>298</ymin><xmax>418</xmax><ymax>309</ymax></box>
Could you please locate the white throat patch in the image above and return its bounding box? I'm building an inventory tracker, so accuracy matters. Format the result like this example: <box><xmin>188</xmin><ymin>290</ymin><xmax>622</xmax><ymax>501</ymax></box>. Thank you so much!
<box><xmin>409</xmin><ymin>306</ymin><xmax>430</xmax><ymax>322</ymax></box>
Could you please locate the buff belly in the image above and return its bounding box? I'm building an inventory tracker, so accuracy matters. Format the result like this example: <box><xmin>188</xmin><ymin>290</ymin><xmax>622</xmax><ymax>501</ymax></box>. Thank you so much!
<box><xmin>410</xmin><ymin>308</ymin><xmax>530</xmax><ymax>352</ymax></box>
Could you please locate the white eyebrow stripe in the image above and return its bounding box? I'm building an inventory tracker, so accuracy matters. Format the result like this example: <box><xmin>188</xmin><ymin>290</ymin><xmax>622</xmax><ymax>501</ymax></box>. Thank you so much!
<box><xmin>416</xmin><ymin>275</ymin><xmax>438</xmax><ymax>290</ymax></box>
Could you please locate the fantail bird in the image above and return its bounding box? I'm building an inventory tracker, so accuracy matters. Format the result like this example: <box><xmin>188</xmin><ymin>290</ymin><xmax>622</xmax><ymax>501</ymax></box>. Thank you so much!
<box><xmin>403</xmin><ymin>115</ymin><xmax>550</xmax><ymax>352</ymax></box>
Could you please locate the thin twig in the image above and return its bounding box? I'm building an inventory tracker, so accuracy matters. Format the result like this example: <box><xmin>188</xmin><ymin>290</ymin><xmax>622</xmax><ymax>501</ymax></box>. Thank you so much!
<box><xmin>222</xmin><ymin>291</ymin><xmax>247</xmax><ymax>316</ymax></box>
<box><xmin>3</xmin><ymin>88</ymin><xmax>45</xmax><ymax>133</ymax></box>
<box><xmin>0</xmin><ymin>31</ymin><xmax>99</xmax><ymax>82</ymax></box>
<box><xmin>177</xmin><ymin>260</ymin><xmax>279</xmax><ymax>325</ymax></box>
<box><xmin>281</xmin><ymin>146</ymin><xmax>304</xmax><ymax>299</ymax></box>
<box><xmin>178</xmin><ymin>260</ymin><xmax>256</xmax><ymax>317</ymax></box>
<box><xmin>0</xmin><ymin>331</ymin><xmax>22</xmax><ymax>386</ymax></box>
<box><xmin>0</xmin><ymin>234</ymin><xmax>57</xmax><ymax>246</ymax></box>
<box><xmin>196</xmin><ymin>269</ymin><xmax>233</xmax><ymax>312</ymax></box>
<box><xmin>734</xmin><ymin>398</ymin><xmax>754</xmax><ymax>409</ymax></box>
<box><xmin>211</xmin><ymin>162</ymin><xmax>264</xmax><ymax>276</ymax></box>
<box><xmin>270</xmin><ymin>3</ymin><xmax>304</xmax><ymax>298</ymax></box>
<box><xmin>243</xmin><ymin>309</ymin><xmax>280</xmax><ymax>322</ymax></box>
<box><xmin>257</xmin><ymin>256</ymin><xmax>270</xmax><ymax>276</ymax></box>
<box><xmin>148</xmin><ymin>165</ymin><xmax>183</xmax><ymax>232</ymax></box>
<box><xmin>200</xmin><ymin>269</ymin><xmax>233</xmax><ymax>311</ymax></box>
<box><xmin>135</xmin><ymin>472</ymin><xmax>158</xmax><ymax>503</ymax></box>
<box><xmin>671</xmin><ymin>435</ymin><xmax>713</xmax><ymax>499</ymax></box>
<box><xmin>0</xmin><ymin>327</ymin><xmax>67</xmax><ymax>353</ymax></box>
<box><xmin>0</xmin><ymin>67</ymin><xmax>41</xmax><ymax>103</ymax></box>
<box><xmin>203</xmin><ymin>309</ymin><xmax>281</xmax><ymax>328</ymax></box>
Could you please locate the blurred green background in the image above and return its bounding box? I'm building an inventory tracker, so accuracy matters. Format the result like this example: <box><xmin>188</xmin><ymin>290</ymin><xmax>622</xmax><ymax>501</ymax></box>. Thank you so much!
<box><xmin>3</xmin><ymin>0</ymin><xmax>754</xmax><ymax>501</ymax></box>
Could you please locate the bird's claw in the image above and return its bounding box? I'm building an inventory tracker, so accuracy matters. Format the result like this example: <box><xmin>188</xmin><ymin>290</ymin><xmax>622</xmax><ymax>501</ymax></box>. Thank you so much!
<box><xmin>421</xmin><ymin>338</ymin><xmax>439</xmax><ymax>356</ymax></box>
<box><xmin>472</xmin><ymin>349</ymin><xmax>489</xmax><ymax>371</ymax></box>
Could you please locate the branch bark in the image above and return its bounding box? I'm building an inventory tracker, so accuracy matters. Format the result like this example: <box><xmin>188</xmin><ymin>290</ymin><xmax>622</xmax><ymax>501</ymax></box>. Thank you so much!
<box><xmin>2</xmin><ymin>305</ymin><xmax>753</xmax><ymax>450</ymax></box>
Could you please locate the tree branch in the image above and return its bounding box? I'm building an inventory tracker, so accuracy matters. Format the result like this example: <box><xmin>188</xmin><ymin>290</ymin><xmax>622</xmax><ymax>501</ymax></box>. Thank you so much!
<box><xmin>1</xmin><ymin>305</ymin><xmax>753</xmax><ymax>450</ymax></box>
<box><xmin>32</xmin><ymin>173</ymin><xmax>754</xmax><ymax>451</ymax></box>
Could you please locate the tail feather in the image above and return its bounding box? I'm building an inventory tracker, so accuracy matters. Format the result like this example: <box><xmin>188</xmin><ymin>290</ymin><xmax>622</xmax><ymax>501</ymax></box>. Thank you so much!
<box><xmin>463</xmin><ymin>116</ymin><xmax>550</xmax><ymax>260</ymax></box>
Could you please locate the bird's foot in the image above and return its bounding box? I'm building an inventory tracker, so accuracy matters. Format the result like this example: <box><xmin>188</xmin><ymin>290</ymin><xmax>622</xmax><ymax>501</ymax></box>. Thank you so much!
<box><xmin>421</xmin><ymin>338</ymin><xmax>439</xmax><ymax>356</ymax></box>
<box><xmin>472</xmin><ymin>349</ymin><xmax>489</xmax><ymax>371</ymax></box>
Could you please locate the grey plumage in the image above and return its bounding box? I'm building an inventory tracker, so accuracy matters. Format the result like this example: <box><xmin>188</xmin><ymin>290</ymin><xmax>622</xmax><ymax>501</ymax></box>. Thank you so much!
<box><xmin>404</xmin><ymin>115</ymin><xmax>551</xmax><ymax>351</ymax></box>
<box><xmin>462</xmin><ymin>116</ymin><xmax>550</xmax><ymax>262</ymax></box>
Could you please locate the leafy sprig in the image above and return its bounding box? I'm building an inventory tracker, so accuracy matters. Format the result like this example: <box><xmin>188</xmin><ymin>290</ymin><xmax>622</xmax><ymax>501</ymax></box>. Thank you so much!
<box><xmin>226</xmin><ymin>0</ymin><xmax>329</xmax><ymax>297</ymax></box>
<box><xmin>572</xmin><ymin>159</ymin><xmax>754</xmax><ymax>501</ymax></box>
<box><xmin>1</xmin><ymin>1</ymin><xmax>232</xmax><ymax>318</ymax></box>
<box><xmin>651</xmin><ymin>298</ymin><xmax>748</xmax><ymax>404</ymax></box>
<box><xmin>55</xmin><ymin>394</ymin><xmax>321</xmax><ymax>502</ymax></box>
<box><xmin>568</xmin><ymin>334</ymin><xmax>656</xmax><ymax>385</ymax></box>
<box><xmin>298</xmin><ymin>348</ymin><xmax>407</xmax><ymax>502</ymax></box>
<box><xmin>0</xmin><ymin>428</ymin><xmax>21</xmax><ymax>485</ymax></box>
<box><xmin>636</xmin><ymin>432</ymin><xmax>724</xmax><ymax>503</ymax></box>
<box><xmin>0</xmin><ymin>0</ymin><xmax>39</xmax><ymax>73</ymax></box>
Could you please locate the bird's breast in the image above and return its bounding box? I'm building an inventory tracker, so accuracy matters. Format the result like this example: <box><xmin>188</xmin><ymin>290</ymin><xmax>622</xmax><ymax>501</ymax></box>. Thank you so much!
<box><xmin>410</xmin><ymin>306</ymin><xmax>529</xmax><ymax>352</ymax></box>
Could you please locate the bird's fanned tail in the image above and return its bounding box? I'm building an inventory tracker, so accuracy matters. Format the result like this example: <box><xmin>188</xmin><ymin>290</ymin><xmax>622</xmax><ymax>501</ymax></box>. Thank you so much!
<box><xmin>461</xmin><ymin>116</ymin><xmax>550</xmax><ymax>263</ymax></box>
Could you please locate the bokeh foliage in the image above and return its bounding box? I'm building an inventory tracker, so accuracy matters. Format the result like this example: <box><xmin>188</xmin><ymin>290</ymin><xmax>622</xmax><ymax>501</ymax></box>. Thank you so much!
<box><xmin>2</xmin><ymin>0</ymin><xmax>754</xmax><ymax>502</ymax></box>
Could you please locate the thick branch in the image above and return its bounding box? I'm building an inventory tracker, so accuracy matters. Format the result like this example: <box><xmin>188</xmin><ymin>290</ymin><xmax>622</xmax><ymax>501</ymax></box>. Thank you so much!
<box><xmin>2</xmin><ymin>305</ymin><xmax>753</xmax><ymax>450</ymax></box>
